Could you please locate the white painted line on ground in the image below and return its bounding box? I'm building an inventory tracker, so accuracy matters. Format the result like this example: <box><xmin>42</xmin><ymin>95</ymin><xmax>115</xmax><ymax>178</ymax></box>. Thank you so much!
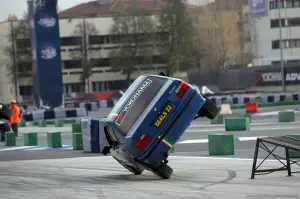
<box><xmin>0</xmin><ymin>146</ymin><xmax>35</xmax><ymax>151</ymax></box>
<box><xmin>186</xmin><ymin>125</ymin><xmax>300</xmax><ymax>133</ymax></box>
<box><xmin>168</xmin><ymin>156</ymin><xmax>280</xmax><ymax>162</ymax></box>
<box><xmin>189</xmin><ymin>121</ymin><xmax>300</xmax><ymax>128</ymax></box>
<box><xmin>177</xmin><ymin>136</ymin><xmax>265</xmax><ymax>144</ymax></box>
<box><xmin>237</xmin><ymin>136</ymin><xmax>266</xmax><ymax>141</ymax></box>
<box><xmin>177</xmin><ymin>139</ymin><xmax>208</xmax><ymax>144</ymax></box>
<box><xmin>11</xmin><ymin>155</ymin><xmax>279</xmax><ymax>163</ymax></box>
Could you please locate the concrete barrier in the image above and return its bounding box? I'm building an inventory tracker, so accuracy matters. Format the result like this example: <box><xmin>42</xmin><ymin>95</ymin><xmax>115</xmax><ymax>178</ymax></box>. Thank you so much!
<box><xmin>72</xmin><ymin>133</ymin><xmax>83</xmax><ymax>150</ymax></box>
<box><xmin>211</xmin><ymin>115</ymin><xmax>224</xmax><ymax>124</ymax></box>
<box><xmin>208</xmin><ymin>134</ymin><xmax>234</xmax><ymax>155</ymax></box>
<box><xmin>38</xmin><ymin>120</ymin><xmax>47</xmax><ymax>127</ymax></box>
<box><xmin>5</xmin><ymin>132</ymin><xmax>15</xmax><ymax>146</ymax></box>
<box><xmin>82</xmin><ymin>118</ymin><xmax>108</xmax><ymax>153</ymax></box>
<box><xmin>24</xmin><ymin>132</ymin><xmax>38</xmax><ymax>146</ymax></box>
<box><xmin>225</xmin><ymin>118</ymin><xmax>250</xmax><ymax>131</ymax></box>
<box><xmin>278</xmin><ymin>111</ymin><xmax>295</xmax><ymax>122</ymax></box>
<box><xmin>47</xmin><ymin>132</ymin><xmax>62</xmax><ymax>148</ymax></box>
<box><xmin>219</xmin><ymin>104</ymin><xmax>232</xmax><ymax>115</ymax></box>
<box><xmin>72</xmin><ymin>123</ymin><xmax>81</xmax><ymax>134</ymax></box>
<box><xmin>244</xmin><ymin>112</ymin><xmax>252</xmax><ymax>123</ymax></box>
<box><xmin>55</xmin><ymin>119</ymin><xmax>64</xmax><ymax>127</ymax></box>
<box><xmin>286</xmin><ymin>134</ymin><xmax>300</xmax><ymax>158</ymax></box>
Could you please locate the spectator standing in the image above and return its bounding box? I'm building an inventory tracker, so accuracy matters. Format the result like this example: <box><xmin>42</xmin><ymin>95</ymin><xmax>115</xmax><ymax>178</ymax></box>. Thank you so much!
<box><xmin>7</xmin><ymin>100</ymin><xmax>20</xmax><ymax>137</ymax></box>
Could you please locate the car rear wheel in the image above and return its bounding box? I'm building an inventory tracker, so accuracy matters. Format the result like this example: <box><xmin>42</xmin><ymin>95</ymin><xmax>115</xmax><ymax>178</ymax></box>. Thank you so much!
<box><xmin>154</xmin><ymin>162</ymin><xmax>173</xmax><ymax>179</ymax></box>
<box><xmin>115</xmin><ymin>159</ymin><xmax>144</xmax><ymax>175</ymax></box>
<box><xmin>198</xmin><ymin>95</ymin><xmax>220</xmax><ymax>119</ymax></box>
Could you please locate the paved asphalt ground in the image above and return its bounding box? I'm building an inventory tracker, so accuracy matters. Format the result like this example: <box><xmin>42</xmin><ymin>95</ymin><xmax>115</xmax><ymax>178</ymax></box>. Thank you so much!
<box><xmin>0</xmin><ymin>106</ymin><xmax>300</xmax><ymax>198</ymax></box>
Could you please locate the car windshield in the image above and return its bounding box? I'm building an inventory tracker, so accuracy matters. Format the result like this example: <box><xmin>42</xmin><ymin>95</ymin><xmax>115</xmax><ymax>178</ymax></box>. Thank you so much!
<box><xmin>107</xmin><ymin>75</ymin><xmax>167</xmax><ymax>134</ymax></box>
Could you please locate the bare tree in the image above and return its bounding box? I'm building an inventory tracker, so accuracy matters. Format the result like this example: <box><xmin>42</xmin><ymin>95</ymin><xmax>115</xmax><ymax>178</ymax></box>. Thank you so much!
<box><xmin>110</xmin><ymin>0</ymin><xmax>157</xmax><ymax>86</ymax></box>
<box><xmin>158</xmin><ymin>0</ymin><xmax>196</xmax><ymax>76</ymax></box>
<box><xmin>72</xmin><ymin>18</ymin><xmax>99</xmax><ymax>93</ymax></box>
<box><xmin>3</xmin><ymin>13</ymin><xmax>32</xmax><ymax>101</ymax></box>
<box><xmin>195</xmin><ymin>3</ymin><xmax>243</xmax><ymax>69</ymax></box>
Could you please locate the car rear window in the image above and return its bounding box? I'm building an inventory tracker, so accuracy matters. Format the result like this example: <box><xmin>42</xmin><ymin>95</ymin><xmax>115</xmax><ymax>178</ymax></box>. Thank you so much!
<box><xmin>115</xmin><ymin>76</ymin><xmax>167</xmax><ymax>134</ymax></box>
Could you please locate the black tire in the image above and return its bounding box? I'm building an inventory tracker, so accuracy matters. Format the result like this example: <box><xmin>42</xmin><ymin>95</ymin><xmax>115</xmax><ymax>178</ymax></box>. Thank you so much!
<box><xmin>0</xmin><ymin>105</ymin><xmax>13</xmax><ymax>120</ymax></box>
<box><xmin>199</xmin><ymin>95</ymin><xmax>220</xmax><ymax>120</ymax></box>
<box><xmin>115</xmin><ymin>159</ymin><xmax>144</xmax><ymax>175</ymax></box>
<box><xmin>154</xmin><ymin>163</ymin><xmax>173</xmax><ymax>179</ymax></box>
<box><xmin>102</xmin><ymin>146</ymin><xmax>111</xmax><ymax>155</ymax></box>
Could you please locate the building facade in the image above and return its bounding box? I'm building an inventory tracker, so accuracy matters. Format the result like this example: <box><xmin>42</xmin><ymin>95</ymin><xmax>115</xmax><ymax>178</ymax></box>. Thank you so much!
<box><xmin>251</xmin><ymin>0</ymin><xmax>300</xmax><ymax>66</ymax></box>
<box><xmin>0</xmin><ymin>0</ymin><xmax>189</xmax><ymax>103</ymax></box>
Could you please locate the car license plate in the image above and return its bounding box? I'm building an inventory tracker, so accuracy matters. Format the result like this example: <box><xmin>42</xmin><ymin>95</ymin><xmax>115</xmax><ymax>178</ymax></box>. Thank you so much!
<box><xmin>153</xmin><ymin>104</ymin><xmax>173</xmax><ymax>128</ymax></box>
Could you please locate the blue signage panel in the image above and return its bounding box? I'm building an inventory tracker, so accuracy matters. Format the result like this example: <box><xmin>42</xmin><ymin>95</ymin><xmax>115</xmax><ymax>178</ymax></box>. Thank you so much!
<box><xmin>27</xmin><ymin>0</ymin><xmax>63</xmax><ymax>108</ymax></box>
<box><xmin>249</xmin><ymin>0</ymin><xmax>268</xmax><ymax>17</ymax></box>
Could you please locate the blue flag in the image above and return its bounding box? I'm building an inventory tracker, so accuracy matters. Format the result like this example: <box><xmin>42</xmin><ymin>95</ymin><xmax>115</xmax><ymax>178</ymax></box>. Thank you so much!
<box><xmin>27</xmin><ymin>0</ymin><xmax>63</xmax><ymax>109</ymax></box>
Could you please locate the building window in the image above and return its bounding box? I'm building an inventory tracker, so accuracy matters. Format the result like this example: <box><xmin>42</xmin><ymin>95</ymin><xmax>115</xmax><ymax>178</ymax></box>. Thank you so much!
<box><xmin>269</xmin><ymin>0</ymin><xmax>284</xmax><ymax>9</ymax></box>
<box><xmin>18</xmin><ymin>62</ymin><xmax>32</xmax><ymax>73</ymax></box>
<box><xmin>64</xmin><ymin>83</ymin><xmax>84</xmax><ymax>93</ymax></box>
<box><xmin>288</xmin><ymin>18</ymin><xmax>300</xmax><ymax>26</ymax></box>
<box><xmin>89</xmin><ymin>58</ymin><xmax>110</xmax><ymax>67</ymax></box>
<box><xmin>19</xmin><ymin>85</ymin><xmax>33</xmax><ymax>96</ymax></box>
<box><xmin>270</xmin><ymin>19</ymin><xmax>285</xmax><ymax>28</ymax></box>
<box><xmin>272</xmin><ymin>39</ymin><xmax>300</xmax><ymax>49</ymax></box>
<box><xmin>60</xmin><ymin>37</ymin><xmax>81</xmax><ymax>46</ymax></box>
<box><xmin>92</xmin><ymin>81</ymin><xmax>103</xmax><ymax>91</ymax></box>
<box><xmin>16</xmin><ymin>38</ymin><xmax>31</xmax><ymax>49</ymax></box>
<box><xmin>106</xmin><ymin>80</ymin><xmax>128</xmax><ymax>90</ymax></box>
<box><xmin>286</xmin><ymin>0</ymin><xmax>300</xmax><ymax>8</ymax></box>
<box><xmin>286</xmin><ymin>60</ymin><xmax>300</xmax><ymax>64</ymax></box>
<box><xmin>63</xmin><ymin>60</ymin><xmax>82</xmax><ymax>69</ymax></box>
<box><xmin>272</xmin><ymin>40</ymin><xmax>280</xmax><ymax>49</ymax></box>
<box><xmin>89</xmin><ymin>35</ymin><xmax>104</xmax><ymax>45</ymax></box>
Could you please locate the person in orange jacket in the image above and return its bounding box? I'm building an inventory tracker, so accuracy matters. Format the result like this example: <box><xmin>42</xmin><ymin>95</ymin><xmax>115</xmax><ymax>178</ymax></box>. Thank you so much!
<box><xmin>7</xmin><ymin>100</ymin><xmax>20</xmax><ymax>137</ymax></box>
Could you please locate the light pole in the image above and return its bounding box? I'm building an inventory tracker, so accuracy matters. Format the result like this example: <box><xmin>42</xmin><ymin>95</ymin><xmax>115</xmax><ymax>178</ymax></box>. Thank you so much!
<box><xmin>8</xmin><ymin>15</ymin><xmax>19</xmax><ymax>102</ymax></box>
<box><xmin>278</xmin><ymin>0</ymin><xmax>285</xmax><ymax>92</ymax></box>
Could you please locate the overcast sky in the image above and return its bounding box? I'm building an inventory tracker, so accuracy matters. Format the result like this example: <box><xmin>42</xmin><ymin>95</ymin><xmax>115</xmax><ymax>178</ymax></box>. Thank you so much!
<box><xmin>0</xmin><ymin>0</ymin><xmax>92</xmax><ymax>22</ymax></box>
<box><xmin>0</xmin><ymin>0</ymin><xmax>212</xmax><ymax>22</ymax></box>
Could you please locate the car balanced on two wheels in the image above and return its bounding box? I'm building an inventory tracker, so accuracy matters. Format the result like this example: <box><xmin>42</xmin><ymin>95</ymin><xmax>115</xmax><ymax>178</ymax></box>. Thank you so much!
<box><xmin>101</xmin><ymin>73</ymin><xmax>219</xmax><ymax>179</ymax></box>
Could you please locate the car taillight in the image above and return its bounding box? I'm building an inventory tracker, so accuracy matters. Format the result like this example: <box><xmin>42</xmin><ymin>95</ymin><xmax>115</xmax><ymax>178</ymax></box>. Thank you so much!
<box><xmin>176</xmin><ymin>81</ymin><xmax>189</xmax><ymax>99</ymax></box>
<box><xmin>135</xmin><ymin>135</ymin><xmax>152</xmax><ymax>151</ymax></box>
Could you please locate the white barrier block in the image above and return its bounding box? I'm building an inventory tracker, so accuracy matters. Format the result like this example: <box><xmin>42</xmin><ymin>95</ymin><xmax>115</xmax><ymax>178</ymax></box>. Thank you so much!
<box><xmin>76</xmin><ymin>108</ymin><xmax>87</xmax><ymax>117</ymax></box>
<box><xmin>219</xmin><ymin>104</ymin><xmax>232</xmax><ymax>115</ymax></box>
<box><xmin>82</xmin><ymin>118</ymin><xmax>91</xmax><ymax>152</ymax></box>
<box><xmin>285</xmin><ymin>94</ymin><xmax>294</xmax><ymax>101</ymax></box>
<box><xmin>91</xmin><ymin>102</ymin><xmax>98</xmax><ymax>111</ymax></box>
<box><xmin>79</xmin><ymin>102</ymin><xmax>85</xmax><ymax>108</ymax></box>
<box><xmin>32</xmin><ymin>111</ymin><xmax>44</xmax><ymax>120</ymax></box>
<box><xmin>99</xmin><ymin>100</ymin><xmax>107</xmax><ymax>108</ymax></box>
<box><xmin>54</xmin><ymin>109</ymin><xmax>66</xmax><ymax>118</ymax></box>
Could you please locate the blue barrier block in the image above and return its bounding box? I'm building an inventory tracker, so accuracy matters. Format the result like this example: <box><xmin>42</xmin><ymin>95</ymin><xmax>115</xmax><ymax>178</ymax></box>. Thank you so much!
<box><xmin>233</xmin><ymin>97</ymin><xmax>238</xmax><ymax>104</ymax></box>
<box><xmin>293</xmin><ymin>94</ymin><xmax>299</xmax><ymax>101</ymax></box>
<box><xmin>44</xmin><ymin>110</ymin><xmax>55</xmax><ymax>120</ymax></box>
<box><xmin>279</xmin><ymin>95</ymin><xmax>285</xmax><ymax>102</ymax></box>
<box><xmin>267</xmin><ymin>96</ymin><xmax>274</xmax><ymax>102</ymax></box>
<box><xmin>221</xmin><ymin>98</ymin><xmax>226</xmax><ymax>103</ymax></box>
<box><xmin>244</xmin><ymin>97</ymin><xmax>250</xmax><ymax>103</ymax></box>
<box><xmin>23</xmin><ymin>114</ymin><xmax>33</xmax><ymax>121</ymax></box>
<box><xmin>85</xmin><ymin>103</ymin><xmax>92</xmax><ymax>111</ymax></box>
<box><xmin>90</xmin><ymin>119</ymin><xmax>100</xmax><ymax>153</ymax></box>
<box><xmin>107</xmin><ymin>100</ymin><xmax>114</xmax><ymax>108</ymax></box>
<box><xmin>66</xmin><ymin>110</ymin><xmax>77</xmax><ymax>118</ymax></box>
